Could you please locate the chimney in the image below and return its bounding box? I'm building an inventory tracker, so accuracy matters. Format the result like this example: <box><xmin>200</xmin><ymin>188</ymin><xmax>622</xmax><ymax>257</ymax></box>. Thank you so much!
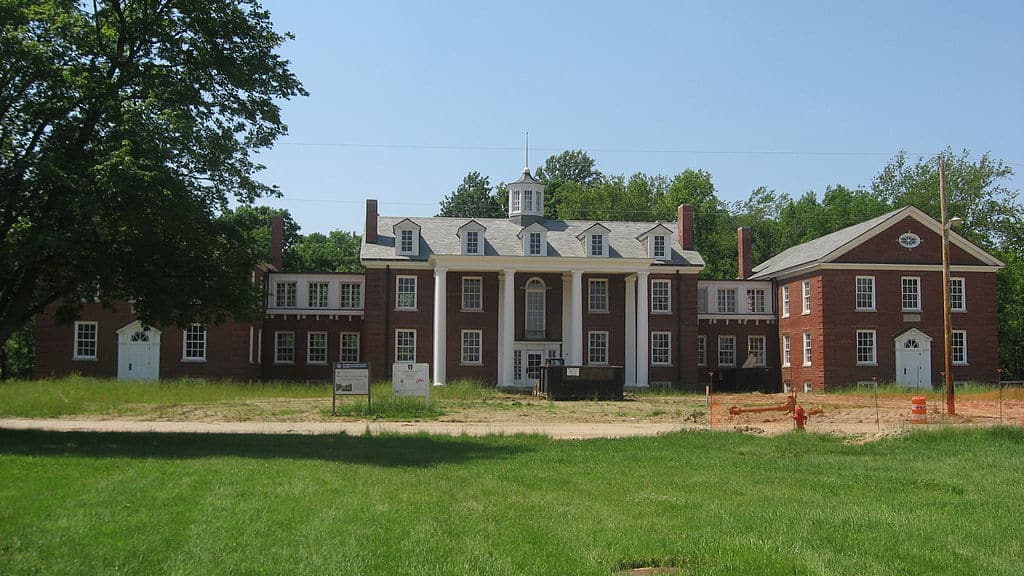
<box><xmin>365</xmin><ymin>199</ymin><xmax>378</xmax><ymax>244</ymax></box>
<box><xmin>270</xmin><ymin>215</ymin><xmax>284</xmax><ymax>270</ymax></box>
<box><xmin>677</xmin><ymin>204</ymin><xmax>695</xmax><ymax>250</ymax></box>
<box><xmin>737</xmin><ymin>226</ymin><xmax>753</xmax><ymax>279</ymax></box>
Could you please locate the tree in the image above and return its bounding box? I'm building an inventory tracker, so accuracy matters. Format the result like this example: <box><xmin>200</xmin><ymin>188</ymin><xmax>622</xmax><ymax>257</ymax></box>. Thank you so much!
<box><xmin>288</xmin><ymin>231</ymin><xmax>363</xmax><ymax>273</ymax></box>
<box><xmin>220</xmin><ymin>205</ymin><xmax>301</xmax><ymax>265</ymax></box>
<box><xmin>535</xmin><ymin>150</ymin><xmax>603</xmax><ymax>219</ymax></box>
<box><xmin>0</xmin><ymin>1</ymin><xmax>305</xmax><ymax>348</ymax></box>
<box><xmin>437</xmin><ymin>172</ymin><xmax>504</xmax><ymax>218</ymax></box>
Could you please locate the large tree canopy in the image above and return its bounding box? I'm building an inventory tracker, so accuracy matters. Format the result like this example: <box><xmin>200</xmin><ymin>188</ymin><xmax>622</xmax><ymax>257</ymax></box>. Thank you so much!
<box><xmin>0</xmin><ymin>0</ymin><xmax>305</xmax><ymax>345</ymax></box>
<box><xmin>437</xmin><ymin>171</ymin><xmax>504</xmax><ymax>218</ymax></box>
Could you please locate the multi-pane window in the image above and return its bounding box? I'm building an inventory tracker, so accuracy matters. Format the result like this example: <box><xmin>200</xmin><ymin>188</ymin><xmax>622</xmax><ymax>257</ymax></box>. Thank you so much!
<box><xmin>308</xmin><ymin>332</ymin><xmax>328</xmax><ymax>364</ymax></box>
<box><xmin>651</xmin><ymin>280</ymin><xmax>671</xmax><ymax>313</ymax></box>
<box><xmin>513</xmin><ymin>350</ymin><xmax>523</xmax><ymax>381</ymax></box>
<box><xmin>782</xmin><ymin>335</ymin><xmax>791</xmax><ymax>367</ymax></box>
<box><xmin>308</xmin><ymin>282</ymin><xmax>329</xmax><ymax>308</ymax></box>
<box><xmin>525</xmin><ymin>279</ymin><xmax>545</xmax><ymax>338</ymax></box>
<box><xmin>511</xmin><ymin>190</ymin><xmax>520</xmax><ymax>213</ymax></box>
<box><xmin>395</xmin><ymin>329</ymin><xmax>416</xmax><ymax>362</ymax></box>
<box><xmin>856</xmin><ymin>330</ymin><xmax>876</xmax><ymax>365</ymax></box>
<box><xmin>697</xmin><ymin>335</ymin><xmax>707</xmax><ymax>366</ymax></box>
<box><xmin>653</xmin><ymin>235</ymin><xmax>666</xmax><ymax>259</ymax></box>
<box><xmin>589</xmin><ymin>279</ymin><xmax>608</xmax><ymax>312</ymax></box>
<box><xmin>952</xmin><ymin>330</ymin><xmax>967</xmax><ymax>365</ymax></box>
<box><xmin>461</xmin><ymin>330</ymin><xmax>482</xmax><ymax>364</ymax></box>
<box><xmin>718</xmin><ymin>336</ymin><xmax>736</xmax><ymax>366</ymax></box>
<box><xmin>856</xmin><ymin>276</ymin><xmax>876</xmax><ymax>311</ymax></box>
<box><xmin>396</xmin><ymin>276</ymin><xmax>417</xmax><ymax>310</ymax></box>
<box><xmin>588</xmin><ymin>331</ymin><xmax>608</xmax><ymax>364</ymax></box>
<box><xmin>400</xmin><ymin>229</ymin><xmax>414</xmax><ymax>254</ymax></box>
<box><xmin>74</xmin><ymin>321</ymin><xmax>98</xmax><ymax>359</ymax></box>
<box><xmin>590</xmin><ymin>234</ymin><xmax>604</xmax><ymax>257</ymax></box>
<box><xmin>950</xmin><ymin>278</ymin><xmax>965</xmax><ymax>311</ymax></box>
<box><xmin>901</xmin><ymin>277</ymin><xmax>921</xmax><ymax>311</ymax></box>
<box><xmin>746</xmin><ymin>289</ymin><xmax>766</xmax><ymax>313</ymax></box>
<box><xmin>697</xmin><ymin>287</ymin><xmax>708</xmax><ymax>314</ymax></box>
<box><xmin>528</xmin><ymin>232</ymin><xmax>542</xmax><ymax>255</ymax></box>
<box><xmin>340</xmin><ymin>333</ymin><xmax>360</xmax><ymax>362</ymax></box>
<box><xmin>717</xmin><ymin>289</ymin><xmax>736</xmax><ymax>313</ymax></box>
<box><xmin>462</xmin><ymin>277</ymin><xmax>482</xmax><ymax>311</ymax></box>
<box><xmin>340</xmin><ymin>282</ymin><xmax>362</xmax><ymax>309</ymax></box>
<box><xmin>523</xmin><ymin>190</ymin><xmax>533</xmax><ymax>212</ymax></box>
<box><xmin>802</xmin><ymin>332</ymin><xmax>812</xmax><ymax>366</ymax></box>
<box><xmin>275</xmin><ymin>281</ymin><xmax>296</xmax><ymax>307</ymax></box>
<box><xmin>275</xmin><ymin>331</ymin><xmax>295</xmax><ymax>363</ymax></box>
<box><xmin>781</xmin><ymin>286</ymin><xmax>791</xmax><ymax>317</ymax></box>
<box><xmin>183</xmin><ymin>324</ymin><xmax>206</xmax><ymax>361</ymax></box>
<box><xmin>651</xmin><ymin>332</ymin><xmax>671</xmax><ymax>366</ymax></box>
<box><xmin>748</xmin><ymin>336</ymin><xmax>766</xmax><ymax>366</ymax></box>
<box><xmin>466</xmin><ymin>230</ymin><xmax>480</xmax><ymax>255</ymax></box>
<box><xmin>802</xmin><ymin>280</ymin><xmax>811</xmax><ymax>314</ymax></box>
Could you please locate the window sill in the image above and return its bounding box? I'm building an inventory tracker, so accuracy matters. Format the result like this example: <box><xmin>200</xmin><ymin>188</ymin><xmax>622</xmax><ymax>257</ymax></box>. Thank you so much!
<box><xmin>274</xmin><ymin>361</ymin><xmax>295</xmax><ymax>365</ymax></box>
<box><xmin>588</xmin><ymin>310</ymin><xmax>609</xmax><ymax>314</ymax></box>
<box><xmin>460</xmin><ymin>308</ymin><xmax>483</xmax><ymax>313</ymax></box>
<box><xmin>801</xmin><ymin>311</ymin><xmax>811</xmax><ymax>316</ymax></box>
<box><xmin>73</xmin><ymin>357</ymin><xmax>98</xmax><ymax>362</ymax></box>
<box><xmin>181</xmin><ymin>358</ymin><xmax>207</xmax><ymax>363</ymax></box>
<box><xmin>902</xmin><ymin>309</ymin><xmax>922</xmax><ymax>313</ymax></box>
<box><xmin>953</xmin><ymin>362</ymin><xmax>968</xmax><ymax>366</ymax></box>
<box><xmin>651</xmin><ymin>363</ymin><xmax>672</xmax><ymax>368</ymax></box>
<box><xmin>395</xmin><ymin>308</ymin><xmax>418</xmax><ymax>312</ymax></box>
<box><xmin>460</xmin><ymin>362</ymin><xmax>483</xmax><ymax>367</ymax></box>
<box><xmin>855</xmin><ymin>308</ymin><xmax>876</xmax><ymax>312</ymax></box>
<box><xmin>308</xmin><ymin>361</ymin><xmax>328</xmax><ymax>365</ymax></box>
<box><xmin>952</xmin><ymin>309</ymin><xmax>966</xmax><ymax>313</ymax></box>
<box><xmin>781</xmin><ymin>313</ymin><xmax>790</xmax><ymax>318</ymax></box>
<box><xmin>856</xmin><ymin>362</ymin><xmax>878</xmax><ymax>367</ymax></box>
<box><xmin>803</xmin><ymin>363</ymin><xmax>812</xmax><ymax>367</ymax></box>
<box><xmin>718</xmin><ymin>363</ymin><xmax>737</xmax><ymax>368</ymax></box>
<box><xmin>782</xmin><ymin>363</ymin><xmax>791</xmax><ymax>368</ymax></box>
<box><xmin>651</xmin><ymin>310</ymin><xmax>672</xmax><ymax>315</ymax></box>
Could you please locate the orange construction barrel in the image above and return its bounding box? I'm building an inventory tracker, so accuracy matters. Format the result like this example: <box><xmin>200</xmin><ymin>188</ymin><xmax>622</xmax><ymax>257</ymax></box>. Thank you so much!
<box><xmin>910</xmin><ymin>396</ymin><xmax>927</xmax><ymax>424</ymax></box>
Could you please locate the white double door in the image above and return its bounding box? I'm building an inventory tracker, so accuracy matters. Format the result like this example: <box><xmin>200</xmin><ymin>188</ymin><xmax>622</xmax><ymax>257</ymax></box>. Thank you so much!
<box><xmin>116</xmin><ymin>321</ymin><xmax>161</xmax><ymax>381</ymax></box>
<box><xmin>513</xmin><ymin>343</ymin><xmax>562</xmax><ymax>387</ymax></box>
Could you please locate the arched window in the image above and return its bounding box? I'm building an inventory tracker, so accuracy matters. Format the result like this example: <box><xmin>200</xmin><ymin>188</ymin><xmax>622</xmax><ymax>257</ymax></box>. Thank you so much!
<box><xmin>525</xmin><ymin>278</ymin><xmax>545</xmax><ymax>340</ymax></box>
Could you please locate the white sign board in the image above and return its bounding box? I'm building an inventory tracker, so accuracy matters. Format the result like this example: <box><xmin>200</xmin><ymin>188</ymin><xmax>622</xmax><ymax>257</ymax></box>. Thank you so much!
<box><xmin>334</xmin><ymin>362</ymin><xmax>369</xmax><ymax>395</ymax></box>
<box><xmin>566</xmin><ymin>367</ymin><xmax>580</xmax><ymax>377</ymax></box>
<box><xmin>393</xmin><ymin>363</ymin><xmax>430</xmax><ymax>400</ymax></box>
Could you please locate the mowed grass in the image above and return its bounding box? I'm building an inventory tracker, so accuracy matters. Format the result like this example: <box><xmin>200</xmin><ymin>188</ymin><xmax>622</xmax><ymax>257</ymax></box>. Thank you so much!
<box><xmin>1</xmin><ymin>427</ymin><xmax>1022</xmax><ymax>575</ymax></box>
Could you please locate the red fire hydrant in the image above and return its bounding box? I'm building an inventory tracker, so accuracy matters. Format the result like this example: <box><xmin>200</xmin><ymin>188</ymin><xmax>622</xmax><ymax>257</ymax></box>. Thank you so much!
<box><xmin>793</xmin><ymin>406</ymin><xmax>808</xmax><ymax>431</ymax></box>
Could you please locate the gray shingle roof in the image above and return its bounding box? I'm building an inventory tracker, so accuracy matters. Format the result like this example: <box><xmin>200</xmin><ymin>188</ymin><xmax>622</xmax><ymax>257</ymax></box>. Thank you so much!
<box><xmin>361</xmin><ymin>216</ymin><xmax>704</xmax><ymax>267</ymax></box>
<box><xmin>748</xmin><ymin>207</ymin><xmax>910</xmax><ymax>279</ymax></box>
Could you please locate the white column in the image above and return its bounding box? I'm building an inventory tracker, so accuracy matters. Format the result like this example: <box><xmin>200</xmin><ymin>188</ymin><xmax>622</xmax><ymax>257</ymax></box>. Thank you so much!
<box><xmin>570</xmin><ymin>270</ymin><xmax>583</xmax><ymax>365</ymax></box>
<box><xmin>497</xmin><ymin>273</ymin><xmax>505</xmax><ymax>385</ymax></box>
<box><xmin>432</xmin><ymin>267</ymin><xmax>447</xmax><ymax>386</ymax></box>
<box><xmin>636</xmin><ymin>270</ymin><xmax>649</xmax><ymax>387</ymax></box>
<box><xmin>625</xmin><ymin>275</ymin><xmax>637</xmax><ymax>387</ymax></box>
<box><xmin>501</xmin><ymin>269</ymin><xmax>516</xmax><ymax>386</ymax></box>
<box><xmin>561</xmin><ymin>274</ymin><xmax>572</xmax><ymax>361</ymax></box>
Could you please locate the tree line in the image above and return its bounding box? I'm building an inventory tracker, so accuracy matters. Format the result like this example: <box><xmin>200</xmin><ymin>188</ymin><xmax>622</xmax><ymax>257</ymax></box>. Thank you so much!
<box><xmin>438</xmin><ymin>149</ymin><xmax>1024</xmax><ymax>378</ymax></box>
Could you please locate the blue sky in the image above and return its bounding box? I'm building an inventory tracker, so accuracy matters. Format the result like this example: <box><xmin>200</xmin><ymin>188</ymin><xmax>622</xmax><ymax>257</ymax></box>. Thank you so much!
<box><xmin>254</xmin><ymin>0</ymin><xmax>1023</xmax><ymax>235</ymax></box>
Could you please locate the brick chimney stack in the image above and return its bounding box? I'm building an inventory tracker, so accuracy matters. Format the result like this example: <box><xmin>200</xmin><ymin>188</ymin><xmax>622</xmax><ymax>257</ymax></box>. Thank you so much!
<box><xmin>677</xmin><ymin>204</ymin><xmax>695</xmax><ymax>251</ymax></box>
<box><xmin>365</xmin><ymin>199</ymin><xmax>378</xmax><ymax>244</ymax></box>
<box><xmin>270</xmin><ymin>215</ymin><xmax>284</xmax><ymax>270</ymax></box>
<box><xmin>738</xmin><ymin>226</ymin><xmax>753</xmax><ymax>279</ymax></box>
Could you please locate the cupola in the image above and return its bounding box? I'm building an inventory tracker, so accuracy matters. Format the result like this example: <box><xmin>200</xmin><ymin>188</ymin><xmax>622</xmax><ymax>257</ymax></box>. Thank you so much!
<box><xmin>507</xmin><ymin>167</ymin><xmax>545</xmax><ymax>226</ymax></box>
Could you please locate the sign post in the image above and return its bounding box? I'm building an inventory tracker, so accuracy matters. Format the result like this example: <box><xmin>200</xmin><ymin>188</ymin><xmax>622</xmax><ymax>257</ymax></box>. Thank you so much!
<box><xmin>333</xmin><ymin>362</ymin><xmax>370</xmax><ymax>415</ymax></box>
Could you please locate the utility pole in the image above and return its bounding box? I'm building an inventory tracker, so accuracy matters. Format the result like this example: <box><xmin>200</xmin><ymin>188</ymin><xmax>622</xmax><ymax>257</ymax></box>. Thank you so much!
<box><xmin>940</xmin><ymin>156</ymin><xmax>956</xmax><ymax>415</ymax></box>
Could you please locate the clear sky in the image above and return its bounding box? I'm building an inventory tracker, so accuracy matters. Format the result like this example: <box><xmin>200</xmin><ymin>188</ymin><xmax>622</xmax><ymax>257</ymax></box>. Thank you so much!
<box><xmin>254</xmin><ymin>0</ymin><xmax>1023</xmax><ymax>235</ymax></box>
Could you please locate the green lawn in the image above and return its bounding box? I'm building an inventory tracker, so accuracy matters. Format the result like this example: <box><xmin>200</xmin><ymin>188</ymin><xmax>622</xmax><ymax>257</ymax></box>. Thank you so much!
<box><xmin>1</xmin><ymin>427</ymin><xmax>1022</xmax><ymax>575</ymax></box>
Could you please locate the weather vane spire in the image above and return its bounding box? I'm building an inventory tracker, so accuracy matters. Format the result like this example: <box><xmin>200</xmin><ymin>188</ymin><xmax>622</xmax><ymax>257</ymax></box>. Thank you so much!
<box><xmin>525</xmin><ymin>131</ymin><xmax>529</xmax><ymax>172</ymax></box>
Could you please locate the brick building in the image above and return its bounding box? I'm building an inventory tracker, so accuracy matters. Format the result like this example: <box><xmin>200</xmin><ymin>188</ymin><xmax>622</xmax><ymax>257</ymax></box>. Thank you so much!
<box><xmin>34</xmin><ymin>169</ymin><xmax>1004</xmax><ymax>389</ymax></box>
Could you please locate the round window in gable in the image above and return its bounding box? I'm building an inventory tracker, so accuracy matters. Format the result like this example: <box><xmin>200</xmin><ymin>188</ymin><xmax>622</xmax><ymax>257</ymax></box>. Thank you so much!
<box><xmin>898</xmin><ymin>233</ymin><xmax>921</xmax><ymax>249</ymax></box>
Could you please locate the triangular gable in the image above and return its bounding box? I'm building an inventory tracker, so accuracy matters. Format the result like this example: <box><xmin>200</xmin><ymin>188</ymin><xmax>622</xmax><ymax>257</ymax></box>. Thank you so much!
<box><xmin>635</xmin><ymin>222</ymin><xmax>673</xmax><ymax>242</ymax></box>
<box><xmin>575</xmin><ymin>223</ymin><xmax>611</xmax><ymax>241</ymax></box>
<box><xmin>456</xmin><ymin>219</ymin><xmax>486</xmax><ymax>237</ymax></box>
<box><xmin>391</xmin><ymin>218</ymin><xmax>420</xmax><ymax>233</ymax></box>
<box><xmin>516</xmin><ymin>221</ymin><xmax>547</xmax><ymax>239</ymax></box>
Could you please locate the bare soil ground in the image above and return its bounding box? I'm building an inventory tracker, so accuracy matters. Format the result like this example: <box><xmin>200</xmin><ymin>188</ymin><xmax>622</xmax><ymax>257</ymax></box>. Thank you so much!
<box><xmin>3</xmin><ymin>390</ymin><xmax>1021</xmax><ymax>440</ymax></box>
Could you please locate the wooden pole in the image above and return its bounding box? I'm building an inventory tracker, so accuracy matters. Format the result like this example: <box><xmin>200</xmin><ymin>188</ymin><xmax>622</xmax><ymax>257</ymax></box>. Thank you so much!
<box><xmin>940</xmin><ymin>156</ymin><xmax>956</xmax><ymax>416</ymax></box>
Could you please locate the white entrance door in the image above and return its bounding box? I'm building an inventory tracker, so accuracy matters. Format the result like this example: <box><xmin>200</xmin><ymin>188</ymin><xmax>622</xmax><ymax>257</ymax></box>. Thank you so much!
<box><xmin>117</xmin><ymin>322</ymin><xmax>161</xmax><ymax>381</ymax></box>
<box><xmin>525</xmin><ymin>352</ymin><xmax>544</xmax><ymax>388</ymax></box>
<box><xmin>895</xmin><ymin>329</ymin><xmax>931</xmax><ymax>389</ymax></box>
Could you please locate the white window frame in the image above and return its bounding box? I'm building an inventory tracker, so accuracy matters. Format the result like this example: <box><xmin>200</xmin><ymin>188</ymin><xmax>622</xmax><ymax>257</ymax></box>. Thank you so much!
<box><xmin>462</xmin><ymin>276</ymin><xmax>482</xmax><ymax>311</ymax></box>
<box><xmin>697</xmin><ymin>286</ymin><xmax>708</xmax><ymax>314</ymax></box>
<box><xmin>274</xmin><ymin>331</ymin><xmax>295</xmax><ymax>364</ymax></box>
<box><xmin>525</xmin><ymin>277</ymin><xmax>546</xmax><ymax>338</ymax></box>
<box><xmin>528</xmin><ymin>232</ymin><xmax>542</xmax><ymax>256</ymax></box>
<box><xmin>275</xmin><ymin>281</ymin><xmax>296</xmax><ymax>307</ymax></box>
<box><xmin>718</xmin><ymin>335</ymin><xmax>736</xmax><ymax>367</ymax></box>
<box><xmin>511</xmin><ymin>190</ymin><xmax>521</xmax><ymax>213</ymax></box>
<box><xmin>73</xmin><ymin>321</ymin><xmax>98</xmax><ymax>360</ymax></box>
<box><xmin>340</xmin><ymin>332</ymin><xmax>360</xmax><ymax>363</ymax></box>
<box><xmin>801</xmin><ymin>280</ymin><xmax>811</xmax><ymax>315</ymax></box>
<box><xmin>182</xmin><ymin>324</ymin><xmax>207</xmax><ymax>362</ymax></box>
<box><xmin>856</xmin><ymin>329</ymin><xmax>877</xmax><ymax>366</ymax></box>
<box><xmin>652</xmin><ymin>235</ymin><xmax>667</xmax><ymax>260</ymax></box>
<box><xmin>588</xmin><ymin>331</ymin><xmax>609</xmax><ymax>365</ymax></box>
<box><xmin>307</xmin><ymin>331</ymin><xmax>328</xmax><ymax>365</ymax></box>
<box><xmin>399</xmin><ymin>229</ymin><xmax>415</xmax><ymax>255</ymax></box>
<box><xmin>308</xmin><ymin>281</ymin><xmax>329</xmax><ymax>309</ymax></box>
<box><xmin>746</xmin><ymin>289</ymin><xmax>766</xmax><ymax>314</ymax></box>
<box><xmin>781</xmin><ymin>285</ymin><xmax>790</xmax><ymax>317</ymax></box>
<box><xmin>717</xmin><ymin>288</ymin><xmax>736</xmax><ymax>314</ymax></box>
<box><xmin>782</xmin><ymin>335</ymin><xmax>791</xmax><ymax>367</ymax></box>
<box><xmin>461</xmin><ymin>329</ymin><xmax>482</xmax><ymax>365</ymax></box>
<box><xmin>396</xmin><ymin>275</ymin><xmax>417</xmax><ymax>311</ymax></box>
<box><xmin>590</xmin><ymin>234</ymin><xmax>604</xmax><ymax>257</ymax></box>
<box><xmin>395</xmin><ymin>329</ymin><xmax>416</xmax><ymax>363</ymax></box>
<box><xmin>651</xmin><ymin>279</ymin><xmax>671</xmax><ymax>313</ymax></box>
<box><xmin>855</xmin><ymin>276</ymin><xmax>876</xmax><ymax>311</ymax></box>
<box><xmin>950</xmin><ymin>277</ymin><xmax>965</xmax><ymax>312</ymax></box>
<box><xmin>523</xmin><ymin>189</ymin><xmax>533</xmax><ymax>212</ymax></box>
<box><xmin>952</xmin><ymin>330</ymin><xmax>967</xmax><ymax>365</ymax></box>
<box><xmin>465</xmin><ymin>230</ymin><xmax>481</xmax><ymax>255</ymax></box>
<box><xmin>747</xmin><ymin>335</ymin><xmax>766</xmax><ymax>367</ymax></box>
<box><xmin>651</xmin><ymin>331</ymin><xmax>671</xmax><ymax>366</ymax></box>
<box><xmin>588</xmin><ymin>279</ymin><xmax>608</xmax><ymax>313</ymax></box>
<box><xmin>901</xmin><ymin>276</ymin><xmax>921</xmax><ymax>312</ymax></box>
<box><xmin>802</xmin><ymin>332</ymin><xmax>812</xmax><ymax>367</ymax></box>
<box><xmin>340</xmin><ymin>282</ymin><xmax>362</xmax><ymax>309</ymax></box>
<box><xmin>697</xmin><ymin>335</ymin><xmax>707</xmax><ymax>366</ymax></box>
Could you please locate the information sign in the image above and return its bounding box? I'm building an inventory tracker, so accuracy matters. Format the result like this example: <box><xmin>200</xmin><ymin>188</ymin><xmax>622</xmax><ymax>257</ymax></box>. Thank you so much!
<box><xmin>393</xmin><ymin>362</ymin><xmax>430</xmax><ymax>402</ymax></box>
<box><xmin>332</xmin><ymin>362</ymin><xmax>370</xmax><ymax>415</ymax></box>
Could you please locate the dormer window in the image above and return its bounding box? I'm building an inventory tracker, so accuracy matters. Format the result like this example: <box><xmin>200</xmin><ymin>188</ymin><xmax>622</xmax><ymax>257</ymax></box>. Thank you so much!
<box><xmin>466</xmin><ymin>231</ymin><xmax>479</xmax><ymax>254</ymax></box>
<box><xmin>518</xmin><ymin>222</ymin><xmax>548</xmax><ymax>256</ymax></box>
<box><xmin>590</xmin><ymin>234</ymin><xmax>604</xmax><ymax>256</ymax></box>
<box><xmin>457</xmin><ymin>220</ymin><xmax>486</xmax><ymax>256</ymax></box>
<box><xmin>393</xmin><ymin>219</ymin><xmax>421</xmax><ymax>257</ymax></box>
<box><xmin>578</xmin><ymin>223</ymin><xmax>610</xmax><ymax>258</ymax></box>
<box><xmin>636</xmin><ymin>223</ymin><xmax>673</xmax><ymax>261</ymax></box>
<box><xmin>529</xmin><ymin>232</ymin><xmax>542</xmax><ymax>255</ymax></box>
<box><xmin>653</xmin><ymin>235</ymin><xmax>666</xmax><ymax>259</ymax></box>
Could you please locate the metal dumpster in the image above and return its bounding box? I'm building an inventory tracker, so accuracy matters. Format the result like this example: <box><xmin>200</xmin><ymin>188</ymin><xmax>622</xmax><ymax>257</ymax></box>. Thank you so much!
<box><xmin>539</xmin><ymin>364</ymin><xmax>625</xmax><ymax>400</ymax></box>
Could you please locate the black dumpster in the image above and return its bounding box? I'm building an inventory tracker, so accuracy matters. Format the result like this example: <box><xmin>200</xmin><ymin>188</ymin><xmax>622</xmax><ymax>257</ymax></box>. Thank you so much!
<box><xmin>713</xmin><ymin>367</ymin><xmax>781</xmax><ymax>394</ymax></box>
<box><xmin>540</xmin><ymin>364</ymin><xmax>624</xmax><ymax>400</ymax></box>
